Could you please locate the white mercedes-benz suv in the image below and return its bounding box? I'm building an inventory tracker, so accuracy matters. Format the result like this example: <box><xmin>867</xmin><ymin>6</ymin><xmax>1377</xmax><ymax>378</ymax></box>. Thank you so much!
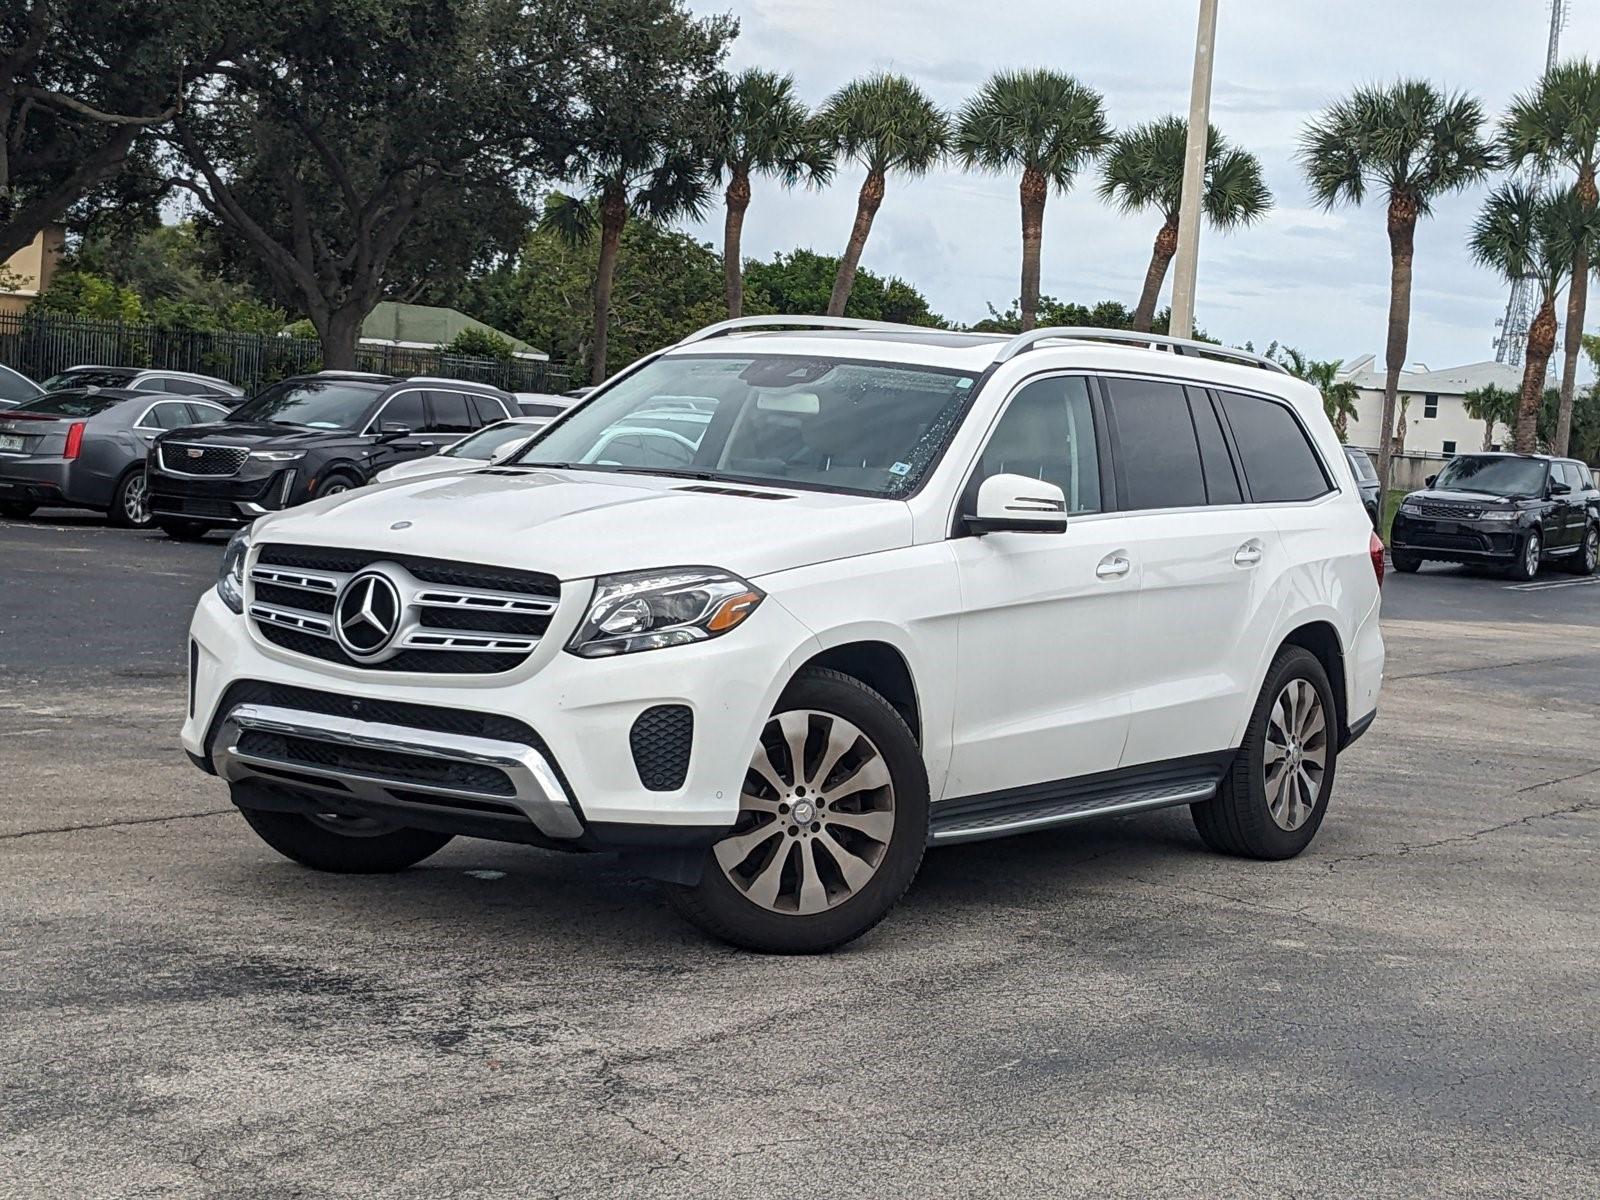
<box><xmin>183</xmin><ymin>319</ymin><xmax>1385</xmax><ymax>953</ymax></box>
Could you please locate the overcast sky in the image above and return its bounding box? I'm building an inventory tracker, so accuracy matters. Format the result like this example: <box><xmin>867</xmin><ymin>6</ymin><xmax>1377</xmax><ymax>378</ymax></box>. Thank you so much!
<box><xmin>678</xmin><ymin>0</ymin><xmax>1600</xmax><ymax>370</ymax></box>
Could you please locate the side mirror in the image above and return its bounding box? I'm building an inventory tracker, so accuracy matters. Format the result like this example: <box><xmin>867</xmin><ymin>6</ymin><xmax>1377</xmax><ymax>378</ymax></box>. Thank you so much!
<box><xmin>376</xmin><ymin>422</ymin><xmax>413</xmax><ymax>442</ymax></box>
<box><xmin>966</xmin><ymin>473</ymin><xmax>1069</xmax><ymax>535</ymax></box>
<box><xmin>1550</xmin><ymin>480</ymin><xmax>1572</xmax><ymax>496</ymax></box>
<box><xmin>1425</xmin><ymin>474</ymin><xmax>1437</xmax><ymax>488</ymax></box>
<box><xmin>487</xmin><ymin>437</ymin><xmax>530</xmax><ymax>465</ymax></box>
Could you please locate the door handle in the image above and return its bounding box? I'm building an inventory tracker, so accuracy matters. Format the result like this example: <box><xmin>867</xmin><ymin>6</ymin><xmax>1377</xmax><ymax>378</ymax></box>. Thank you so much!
<box><xmin>1234</xmin><ymin>541</ymin><xmax>1263</xmax><ymax>567</ymax></box>
<box><xmin>1095</xmin><ymin>554</ymin><xmax>1131</xmax><ymax>579</ymax></box>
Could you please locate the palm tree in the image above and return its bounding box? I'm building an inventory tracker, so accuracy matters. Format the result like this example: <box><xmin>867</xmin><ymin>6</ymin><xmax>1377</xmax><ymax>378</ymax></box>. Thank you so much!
<box><xmin>816</xmin><ymin>74</ymin><xmax>949</xmax><ymax>316</ymax></box>
<box><xmin>1269</xmin><ymin>344</ymin><xmax>1360</xmax><ymax>441</ymax></box>
<box><xmin>542</xmin><ymin>145</ymin><xmax>708</xmax><ymax>383</ymax></box>
<box><xmin>707</xmin><ymin>70</ymin><xmax>833</xmax><ymax>318</ymax></box>
<box><xmin>1101</xmin><ymin>116</ymin><xmax>1271</xmax><ymax>333</ymax></box>
<box><xmin>1469</xmin><ymin>183</ymin><xmax>1600</xmax><ymax>451</ymax></box>
<box><xmin>1502</xmin><ymin>59</ymin><xmax>1600</xmax><ymax>457</ymax></box>
<box><xmin>1462</xmin><ymin>383</ymin><xmax>1518</xmax><ymax>450</ymax></box>
<box><xmin>955</xmin><ymin>70</ymin><xmax>1111</xmax><ymax>331</ymax></box>
<box><xmin>1300</xmin><ymin>81</ymin><xmax>1496</xmax><ymax>491</ymax></box>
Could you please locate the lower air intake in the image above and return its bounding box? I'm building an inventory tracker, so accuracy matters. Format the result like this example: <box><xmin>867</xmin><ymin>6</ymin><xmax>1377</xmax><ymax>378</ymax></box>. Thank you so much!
<box><xmin>630</xmin><ymin>705</ymin><xmax>693</xmax><ymax>791</ymax></box>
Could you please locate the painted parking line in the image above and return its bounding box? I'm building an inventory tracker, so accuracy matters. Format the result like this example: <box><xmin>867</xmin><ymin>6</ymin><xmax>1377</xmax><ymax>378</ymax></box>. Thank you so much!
<box><xmin>1504</xmin><ymin>575</ymin><xmax>1600</xmax><ymax>592</ymax></box>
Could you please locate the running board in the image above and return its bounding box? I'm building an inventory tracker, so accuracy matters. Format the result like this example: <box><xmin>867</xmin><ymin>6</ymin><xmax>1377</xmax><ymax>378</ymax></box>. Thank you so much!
<box><xmin>928</xmin><ymin>753</ymin><xmax>1232</xmax><ymax>845</ymax></box>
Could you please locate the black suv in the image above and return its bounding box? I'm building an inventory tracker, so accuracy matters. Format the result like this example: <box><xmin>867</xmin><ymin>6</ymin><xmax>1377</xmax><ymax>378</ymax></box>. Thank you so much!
<box><xmin>1390</xmin><ymin>452</ymin><xmax>1599</xmax><ymax>580</ymax></box>
<box><xmin>146</xmin><ymin>372</ymin><xmax>515</xmax><ymax>539</ymax></box>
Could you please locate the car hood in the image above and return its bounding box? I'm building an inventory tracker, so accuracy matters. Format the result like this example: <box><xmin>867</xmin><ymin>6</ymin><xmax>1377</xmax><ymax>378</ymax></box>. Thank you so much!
<box><xmin>1407</xmin><ymin>487</ymin><xmax>1531</xmax><ymax>507</ymax></box>
<box><xmin>163</xmin><ymin>422</ymin><xmax>360</xmax><ymax>448</ymax></box>
<box><xmin>374</xmin><ymin>454</ymin><xmax>475</xmax><ymax>484</ymax></box>
<box><xmin>249</xmin><ymin>467</ymin><xmax>915</xmax><ymax>580</ymax></box>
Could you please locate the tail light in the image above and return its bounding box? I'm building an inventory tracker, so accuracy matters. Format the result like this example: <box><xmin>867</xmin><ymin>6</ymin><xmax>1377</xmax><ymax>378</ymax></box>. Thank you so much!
<box><xmin>1369</xmin><ymin>531</ymin><xmax>1385</xmax><ymax>587</ymax></box>
<box><xmin>63</xmin><ymin>421</ymin><xmax>85</xmax><ymax>460</ymax></box>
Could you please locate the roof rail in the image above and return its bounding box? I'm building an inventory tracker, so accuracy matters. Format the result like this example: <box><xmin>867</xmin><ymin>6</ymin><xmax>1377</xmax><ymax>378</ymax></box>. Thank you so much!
<box><xmin>315</xmin><ymin>369</ymin><xmax>392</xmax><ymax>378</ymax></box>
<box><xmin>403</xmin><ymin>376</ymin><xmax>499</xmax><ymax>389</ymax></box>
<box><xmin>995</xmin><ymin>327</ymin><xmax>1288</xmax><ymax>374</ymax></box>
<box><xmin>676</xmin><ymin>315</ymin><xmax>961</xmax><ymax>344</ymax></box>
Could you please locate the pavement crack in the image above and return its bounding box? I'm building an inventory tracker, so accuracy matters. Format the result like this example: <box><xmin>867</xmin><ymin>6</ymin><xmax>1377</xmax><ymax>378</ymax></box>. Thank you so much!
<box><xmin>0</xmin><ymin>808</ymin><xmax>233</xmax><ymax>840</ymax></box>
<box><xmin>1387</xmin><ymin>653</ymin><xmax>1577</xmax><ymax>681</ymax></box>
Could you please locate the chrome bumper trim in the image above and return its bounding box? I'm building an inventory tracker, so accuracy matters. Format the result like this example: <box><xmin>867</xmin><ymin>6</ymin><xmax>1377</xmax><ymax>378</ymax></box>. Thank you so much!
<box><xmin>212</xmin><ymin>702</ymin><xmax>583</xmax><ymax>839</ymax></box>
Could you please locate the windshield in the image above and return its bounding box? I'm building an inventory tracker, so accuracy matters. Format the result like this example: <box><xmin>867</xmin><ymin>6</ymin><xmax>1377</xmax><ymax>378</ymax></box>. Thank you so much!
<box><xmin>227</xmin><ymin>380</ymin><xmax>383</xmax><ymax>430</ymax></box>
<box><xmin>1432</xmin><ymin>455</ymin><xmax>1548</xmax><ymax>497</ymax></box>
<box><xmin>11</xmin><ymin>389</ymin><xmax>125</xmax><ymax>418</ymax></box>
<box><xmin>512</xmin><ymin>354</ymin><xmax>978</xmax><ymax>496</ymax></box>
<box><xmin>43</xmin><ymin>368</ymin><xmax>134</xmax><ymax>391</ymax></box>
<box><xmin>445</xmin><ymin>421</ymin><xmax>539</xmax><ymax>460</ymax></box>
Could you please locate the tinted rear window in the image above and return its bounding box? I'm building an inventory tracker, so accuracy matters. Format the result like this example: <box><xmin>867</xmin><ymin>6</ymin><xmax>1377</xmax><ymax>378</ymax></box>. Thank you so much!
<box><xmin>1344</xmin><ymin>448</ymin><xmax>1378</xmax><ymax>482</ymax></box>
<box><xmin>1217</xmin><ymin>391</ymin><xmax>1331</xmax><ymax>503</ymax></box>
<box><xmin>12</xmin><ymin>390</ymin><xmax>126</xmax><ymax>418</ymax></box>
<box><xmin>1103</xmin><ymin>377</ymin><xmax>1206</xmax><ymax>510</ymax></box>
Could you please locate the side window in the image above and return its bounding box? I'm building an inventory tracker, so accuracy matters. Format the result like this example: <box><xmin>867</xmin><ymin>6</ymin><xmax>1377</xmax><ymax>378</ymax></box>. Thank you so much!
<box><xmin>974</xmin><ymin>375</ymin><xmax>1101</xmax><ymax>513</ymax></box>
<box><xmin>1561</xmin><ymin>462</ymin><xmax>1587</xmax><ymax>491</ymax></box>
<box><xmin>167</xmin><ymin>378</ymin><xmax>212</xmax><ymax>396</ymax></box>
<box><xmin>469</xmin><ymin>394</ymin><xmax>507</xmax><ymax>425</ymax></box>
<box><xmin>134</xmin><ymin>376</ymin><xmax>168</xmax><ymax>392</ymax></box>
<box><xmin>1216</xmin><ymin>391</ymin><xmax>1331</xmax><ymax>503</ymax></box>
<box><xmin>376</xmin><ymin>390</ymin><xmax>427</xmax><ymax>432</ymax></box>
<box><xmin>144</xmin><ymin>402</ymin><xmax>191</xmax><ymax>430</ymax></box>
<box><xmin>1188</xmin><ymin>388</ymin><xmax>1242</xmax><ymax>505</ymax></box>
<box><xmin>1103</xmin><ymin>377</ymin><xmax>1206</xmax><ymax>510</ymax></box>
<box><xmin>426</xmin><ymin>391</ymin><xmax>476</xmax><ymax>434</ymax></box>
<box><xmin>186</xmin><ymin>402</ymin><xmax>228</xmax><ymax>425</ymax></box>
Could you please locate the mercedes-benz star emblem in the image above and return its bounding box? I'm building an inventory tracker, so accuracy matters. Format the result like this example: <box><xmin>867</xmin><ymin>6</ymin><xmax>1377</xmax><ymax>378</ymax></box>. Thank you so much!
<box><xmin>334</xmin><ymin>571</ymin><xmax>401</xmax><ymax>658</ymax></box>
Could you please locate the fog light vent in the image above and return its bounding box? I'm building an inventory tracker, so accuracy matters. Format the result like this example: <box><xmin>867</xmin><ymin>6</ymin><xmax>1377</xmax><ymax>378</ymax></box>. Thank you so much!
<box><xmin>629</xmin><ymin>705</ymin><xmax>693</xmax><ymax>792</ymax></box>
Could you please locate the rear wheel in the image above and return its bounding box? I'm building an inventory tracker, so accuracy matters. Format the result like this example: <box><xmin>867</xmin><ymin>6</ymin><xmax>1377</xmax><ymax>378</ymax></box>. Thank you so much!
<box><xmin>240</xmin><ymin>807</ymin><xmax>454</xmax><ymax>873</ymax></box>
<box><xmin>0</xmin><ymin>500</ymin><xmax>36</xmax><ymax>519</ymax></box>
<box><xmin>664</xmin><ymin>668</ymin><xmax>927</xmax><ymax>953</ymax></box>
<box><xmin>1506</xmin><ymin>529</ymin><xmax>1542</xmax><ymax>581</ymax></box>
<box><xmin>1391</xmin><ymin>548</ymin><xmax>1421</xmax><ymax>574</ymax></box>
<box><xmin>1565</xmin><ymin>524</ymin><xmax>1598</xmax><ymax>575</ymax></box>
<box><xmin>108</xmin><ymin>469</ymin><xmax>152</xmax><ymax>528</ymax></box>
<box><xmin>156</xmin><ymin>518</ymin><xmax>213</xmax><ymax>541</ymax></box>
<box><xmin>1192</xmin><ymin>646</ymin><xmax>1338</xmax><ymax>860</ymax></box>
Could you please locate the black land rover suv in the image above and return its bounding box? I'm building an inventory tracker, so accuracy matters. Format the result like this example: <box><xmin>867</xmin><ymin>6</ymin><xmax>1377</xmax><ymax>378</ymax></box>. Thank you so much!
<box><xmin>1389</xmin><ymin>452</ymin><xmax>1599</xmax><ymax>580</ymax></box>
<box><xmin>146</xmin><ymin>372</ymin><xmax>515</xmax><ymax>539</ymax></box>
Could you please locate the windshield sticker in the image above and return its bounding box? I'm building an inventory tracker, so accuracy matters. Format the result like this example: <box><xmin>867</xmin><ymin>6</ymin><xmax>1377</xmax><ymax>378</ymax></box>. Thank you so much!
<box><xmin>889</xmin><ymin>462</ymin><xmax>912</xmax><ymax>477</ymax></box>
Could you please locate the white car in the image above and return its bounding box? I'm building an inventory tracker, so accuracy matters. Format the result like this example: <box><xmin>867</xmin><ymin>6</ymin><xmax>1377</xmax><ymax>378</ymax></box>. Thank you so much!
<box><xmin>373</xmin><ymin>417</ymin><xmax>548</xmax><ymax>484</ymax></box>
<box><xmin>184</xmin><ymin>317</ymin><xmax>1385</xmax><ymax>953</ymax></box>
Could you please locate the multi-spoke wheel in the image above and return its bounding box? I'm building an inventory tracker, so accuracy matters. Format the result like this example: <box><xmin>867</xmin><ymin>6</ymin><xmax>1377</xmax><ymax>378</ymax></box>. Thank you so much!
<box><xmin>1192</xmin><ymin>646</ymin><xmax>1338</xmax><ymax>859</ymax></box>
<box><xmin>1566</xmin><ymin>525</ymin><xmax>1599</xmax><ymax>576</ymax></box>
<box><xmin>666</xmin><ymin>668</ymin><xmax>928</xmax><ymax>953</ymax></box>
<box><xmin>109</xmin><ymin>469</ymin><xmax>152</xmax><ymax>528</ymax></box>
<box><xmin>1507</xmin><ymin>529</ymin><xmax>1542</xmax><ymax>581</ymax></box>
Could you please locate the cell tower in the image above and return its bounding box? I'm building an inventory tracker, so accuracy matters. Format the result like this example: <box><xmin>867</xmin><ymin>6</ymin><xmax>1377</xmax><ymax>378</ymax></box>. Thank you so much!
<box><xmin>1494</xmin><ymin>0</ymin><xmax>1569</xmax><ymax>366</ymax></box>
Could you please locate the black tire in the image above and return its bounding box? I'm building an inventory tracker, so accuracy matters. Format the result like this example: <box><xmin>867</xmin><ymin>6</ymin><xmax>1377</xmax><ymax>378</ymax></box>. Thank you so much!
<box><xmin>240</xmin><ymin>807</ymin><xmax>454</xmax><ymax>873</ymax></box>
<box><xmin>664</xmin><ymin>667</ymin><xmax>928</xmax><ymax>954</ymax></box>
<box><xmin>1506</xmin><ymin>528</ymin><xmax>1542</xmax><ymax>581</ymax></box>
<box><xmin>1391</xmin><ymin>548</ymin><xmax>1421</xmax><ymax>574</ymax></box>
<box><xmin>313</xmin><ymin>470</ymin><xmax>362</xmax><ymax>499</ymax></box>
<box><xmin>156</xmin><ymin>518</ymin><xmax>213</xmax><ymax>541</ymax></box>
<box><xmin>1564</xmin><ymin>524</ymin><xmax>1599</xmax><ymax>575</ymax></box>
<box><xmin>0</xmin><ymin>500</ymin><xmax>36</xmax><ymax>519</ymax></box>
<box><xmin>107</xmin><ymin>468</ymin><xmax>152</xmax><ymax>529</ymax></box>
<box><xmin>1191</xmin><ymin>646</ymin><xmax>1339</xmax><ymax>860</ymax></box>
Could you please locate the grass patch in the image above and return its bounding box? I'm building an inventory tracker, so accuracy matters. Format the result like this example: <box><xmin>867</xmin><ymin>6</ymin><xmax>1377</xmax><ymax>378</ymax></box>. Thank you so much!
<box><xmin>1380</xmin><ymin>489</ymin><xmax>1408</xmax><ymax>544</ymax></box>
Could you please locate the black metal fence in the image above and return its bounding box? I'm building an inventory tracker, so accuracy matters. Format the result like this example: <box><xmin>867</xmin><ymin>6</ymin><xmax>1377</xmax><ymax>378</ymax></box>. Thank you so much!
<box><xmin>0</xmin><ymin>311</ymin><xmax>572</xmax><ymax>396</ymax></box>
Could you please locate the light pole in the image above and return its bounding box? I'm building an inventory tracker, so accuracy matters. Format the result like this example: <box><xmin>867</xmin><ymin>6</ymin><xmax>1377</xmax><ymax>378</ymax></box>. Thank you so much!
<box><xmin>1168</xmin><ymin>0</ymin><xmax>1219</xmax><ymax>341</ymax></box>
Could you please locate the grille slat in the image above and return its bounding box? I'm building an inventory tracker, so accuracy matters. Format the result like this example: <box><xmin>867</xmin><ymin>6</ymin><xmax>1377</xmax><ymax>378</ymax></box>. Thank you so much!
<box><xmin>158</xmin><ymin>442</ymin><xmax>249</xmax><ymax>477</ymax></box>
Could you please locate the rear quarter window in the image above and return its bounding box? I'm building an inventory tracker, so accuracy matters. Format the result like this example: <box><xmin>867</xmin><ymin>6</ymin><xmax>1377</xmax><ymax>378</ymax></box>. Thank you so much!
<box><xmin>1103</xmin><ymin>377</ymin><xmax>1207</xmax><ymax>510</ymax></box>
<box><xmin>1216</xmin><ymin>391</ymin><xmax>1332</xmax><ymax>503</ymax></box>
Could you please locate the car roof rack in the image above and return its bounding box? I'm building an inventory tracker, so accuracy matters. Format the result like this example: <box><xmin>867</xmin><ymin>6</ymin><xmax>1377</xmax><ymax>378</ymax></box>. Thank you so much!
<box><xmin>314</xmin><ymin>369</ymin><xmax>393</xmax><ymax>378</ymax></box>
<box><xmin>676</xmin><ymin>315</ymin><xmax>996</xmax><ymax>345</ymax></box>
<box><xmin>403</xmin><ymin>376</ymin><xmax>500</xmax><ymax>389</ymax></box>
<box><xmin>994</xmin><ymin>327</ymin><xmax>1288</xmax><ymax>373</ymax></box>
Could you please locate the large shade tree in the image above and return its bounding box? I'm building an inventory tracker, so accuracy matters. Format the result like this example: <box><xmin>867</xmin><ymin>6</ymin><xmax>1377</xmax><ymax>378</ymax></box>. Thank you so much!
<box><xmin>956</xmin><ymin>69</ymin><xmax>1110</xmax><ymax>331</ymax></box>
<box><xmin>1469</xmin><ymin>182</ymin><xmax>1600</xmax><ymax>452</ymax></box>
<box><xmin>169</xmin><ymin>0</ymin><xmax>583</xmax><ymax>369</ymax></box>
<box><xmin>0</xmin><ymin>0</ymin><xmax>237</xmax><ymax>261</ymax></box>
<box><xmin>706</xmin><ymin>68</ymin><xmax>831</xmax><ymax>318</ymax></box>
<box><xmin>542</xmin><ymin>0</ymin><xmax>734</xmax><ymax>380</ymax></box>
<box><xmin>1100</xmin><ymin>116</ymin><xmax>1270</xmax><ymax>333</ymax></box>
<box><xmin>1501</xmin><ymin>59</ymin><xmax>1600</xmax><ymax>457</ymax></box>
<box><xmin>816</xmin><ymin>73</ymin><xmax>948</xmax><ymax>317</ymax></box>
<box><xmin>1300</xmin><ymin>80</ymin><xmax>1496</xmax><ymax>491</ymax></box>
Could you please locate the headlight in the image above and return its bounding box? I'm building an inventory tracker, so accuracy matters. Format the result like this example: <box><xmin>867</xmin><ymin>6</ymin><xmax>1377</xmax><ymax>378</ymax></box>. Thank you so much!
<box><xmin>216</xmin><ymin>525</ymin><xmax>252</xmax><ymax>613</ymax></box>
<box><xmin>248</xmin><ymin>449</ymin><xmax>305</xmax><ymax>462</ymax></box>
<box><xmin>1477</xmin><ymin>509</ymin><xmax>1517</xmax><ymax>522</ymax></box>
<box><xmin>567</xmin><ymin>568</ymin><xmax>764</xmax><ymax>658</ymax></box>
<box><xmin>1399</xmin><ymin>502</ymin><xmax>1423</xmax><ymax>516</ymax></box>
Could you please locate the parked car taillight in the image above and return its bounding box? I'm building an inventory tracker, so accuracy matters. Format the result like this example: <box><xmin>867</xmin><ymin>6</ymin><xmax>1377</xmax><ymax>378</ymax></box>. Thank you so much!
<box><xmin>1369</xmin><ymin>531</ymin><xmax>1385</xmax><ymax>587</ymax></box>
<box><xmin>62</xmin><ymin>421</ymin><xmax>86</xmax><ymax>460</ymax></box>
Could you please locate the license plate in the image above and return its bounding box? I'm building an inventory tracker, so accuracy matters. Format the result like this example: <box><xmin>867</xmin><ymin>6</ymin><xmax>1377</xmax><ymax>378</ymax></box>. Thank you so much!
<box><xmin>0</xmin><ymin>434</ymin><xmax>25</xmax><ymax>452</ymax></box>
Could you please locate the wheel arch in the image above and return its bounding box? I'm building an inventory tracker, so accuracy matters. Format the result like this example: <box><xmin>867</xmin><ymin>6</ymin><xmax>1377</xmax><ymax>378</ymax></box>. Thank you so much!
<box><xmin>788</xmin><ymin>637</ymin><xmax>922</xmax><ymax>745</ymax></box>
<box><xmin>1278</xmin><ymin>619</ymin><xmax>1348</xmax><ymax>744</ymax></box>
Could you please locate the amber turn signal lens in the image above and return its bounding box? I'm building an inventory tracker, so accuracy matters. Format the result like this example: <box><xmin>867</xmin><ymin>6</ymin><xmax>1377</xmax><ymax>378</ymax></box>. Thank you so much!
<box><xmin>707</xmin><ymin>591</ymin><xmax>762</xmax><ymax>632</ymax></box>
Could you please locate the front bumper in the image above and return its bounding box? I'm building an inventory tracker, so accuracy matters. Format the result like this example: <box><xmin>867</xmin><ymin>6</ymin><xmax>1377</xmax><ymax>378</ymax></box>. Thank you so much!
<box><xmin>148</xmin><ymin>459</ymin><xmax>300</xmax><ymax>526</ymax></box>
<box><xmin>184</xmin><ymin>584</ymin><xmax>819</xmax><ymax>843</ymax></box>
<box><xmin>1390</xmin><ymin>513</ymin><xmax>1523</xmax><ymax>561</ymax></box>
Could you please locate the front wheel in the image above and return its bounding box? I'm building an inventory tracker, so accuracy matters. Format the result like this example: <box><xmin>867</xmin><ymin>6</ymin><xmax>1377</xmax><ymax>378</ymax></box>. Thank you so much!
<box><xmin>1565</xmin><ymin>525</ymin><xmax>1598</xmax><ymax>575</ymax></box>
<box><xmin>1506</xmin><ymin>529</ymin><xmax>1542</xmax><ymax>581</ymax></box>
<box><xmin>240</xmin><ymin>806</ymin><xmax>454</xmax><ymax>873</ymax></box>
<box><xmin>1192</xmin><ymin>646</ymin><xmax>1339</xmax><ymax>860</ymax></box>
<box><xmin>664</xmin><ymin>668</ymin><xmax>928</xmax><ymax>953</ymax></box>
<box><xmin>156</xmin><ymin>518</ymin><xmax>214</xmax><ymax>541</ymax></box>
<box><xmin>108</xmin><ymin>469</ymin><xmax>153</xmax><ymax>528</ymax></box>
<box><xmin>0</xmin><ymin>500</ymin><xmax>36</xmax><ymax>519</ymax></box>
<box><xmin>1391</xmin><ymin>548</ymin><xmax>1421</xmax><ymax>574</ymax></box>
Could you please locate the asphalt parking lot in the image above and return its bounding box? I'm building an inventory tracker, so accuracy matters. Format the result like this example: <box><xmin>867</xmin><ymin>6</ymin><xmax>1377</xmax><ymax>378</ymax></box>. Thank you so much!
<box><xmin>3</xmin><ymin>511</ymin><xmax>1598</xmax><ymax>1199</ymax></box>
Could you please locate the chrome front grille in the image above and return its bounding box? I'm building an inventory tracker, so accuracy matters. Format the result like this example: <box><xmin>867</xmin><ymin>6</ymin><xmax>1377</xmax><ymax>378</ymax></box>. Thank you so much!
<box><xmin>158</xmin><ymin>442</ymin><xmax>249</xmax><ymax>477</ymax></box>
<box><xmin>248</xmin><ymin>543</ymin><xmax>560</xmax><ymax>673</ymax></box>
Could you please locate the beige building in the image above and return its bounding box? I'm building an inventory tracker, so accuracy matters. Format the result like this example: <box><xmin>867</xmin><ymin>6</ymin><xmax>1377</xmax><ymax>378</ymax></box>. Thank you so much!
<box><xmin>0</xmin><ymin>224</ymin><xmax>65</xmax><ymax>316</ymax></box>
<box><xmin>1337</xmin><ymin>356</ymin><xmax>1533</xmax><ymax>457</ymax></box>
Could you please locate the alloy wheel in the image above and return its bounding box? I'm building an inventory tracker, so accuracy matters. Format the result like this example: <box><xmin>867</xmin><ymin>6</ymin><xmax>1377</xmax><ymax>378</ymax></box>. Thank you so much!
<box><xmin>714</xmin><ymin>709</ymin><xmax>896</xmax><ymax>915</ymax></box>
<box><xmin>1264</xmin><ymin>678</ymin><xmax>1326</xmax><ymax>832</ymax></box>
<box><xmin>322</xmin><ymin>481</ymin><xmax>351</xmax><ymax>497</ymax></box>
<box><xmin>124</xmin><ymin>473</ymin><xmax>150</xmax><ymax>525</ymax></box>
<box><xmin>1524</xmin><ymin>532</ymin><xmax>1541</xmax><ymax>577</ymax></box>
<box><xmin>1585</xmin><ymin>528</ymin><xmax>1598</xmax><ymax>573</ymax></box>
